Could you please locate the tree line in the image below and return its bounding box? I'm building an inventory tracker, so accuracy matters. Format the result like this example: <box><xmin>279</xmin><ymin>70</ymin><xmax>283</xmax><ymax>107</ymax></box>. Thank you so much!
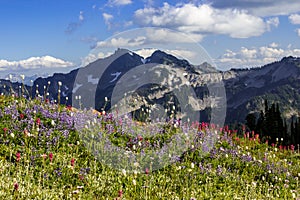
<box><xmin>246</xmin><ymin>100</ymin><xmax>300</xmax><ymax>147</ymax></box>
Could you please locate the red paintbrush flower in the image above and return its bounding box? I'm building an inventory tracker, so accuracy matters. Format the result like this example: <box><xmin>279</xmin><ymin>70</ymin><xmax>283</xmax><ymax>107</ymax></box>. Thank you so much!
<box><xmin>71</xmin><ymin>158</ymin><xmax>75</xmax><ymax>167</ymax></box>
<box><xmin>49</xmin><ymin>152</ymin><xmax>53</xmax><ymax>162</ymax></box>
<box><xmin>36</xmin><ymin>118</ymin><xmax>41</xmax><ymax>126</ymax></box>
<box><xmin>14</xmin><ymin>182</ymin><xmax>19</xmax><ymax>191</ymax></box>
<box><xmin>118</xmin><ymin>190</ymin><xmax>123</xmax><ymax>198</ymax></box>
<box><xmin>16</xmin><ymin>152</ymin><xmax>21</xmax><ymax>162</ymax></box>
<box><xmin>145</xmin><ymin>167</ymin><xmax>149</xmax><ymax>175</ymax></box>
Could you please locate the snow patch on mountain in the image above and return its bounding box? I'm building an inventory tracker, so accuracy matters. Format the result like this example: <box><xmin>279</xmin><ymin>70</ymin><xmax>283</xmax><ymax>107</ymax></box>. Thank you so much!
<box><xmin>72</xmin><ymin>83</ymin><xmax>83</xmax><ymax>93</ymax></box>
<box><xmin>87</xmin><ymin>75</ymin><xmax>99</xmax><ymax>85</ymax></box>
<box><xmin>110</xmin><ymin>72</ymin><xmax>122</xmax><ymax>83</ymax></box>
<box><xmin>141</xmin><ymin>58</ymin><xmax>146</xmax><ymax>64</ymax></box>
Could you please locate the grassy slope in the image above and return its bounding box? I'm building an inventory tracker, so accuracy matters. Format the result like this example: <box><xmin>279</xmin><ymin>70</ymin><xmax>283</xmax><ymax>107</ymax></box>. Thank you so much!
<box><xmin>0</xmin><ymin>95</ymin><xmax>299</xmax><ymax>199</ymax></box>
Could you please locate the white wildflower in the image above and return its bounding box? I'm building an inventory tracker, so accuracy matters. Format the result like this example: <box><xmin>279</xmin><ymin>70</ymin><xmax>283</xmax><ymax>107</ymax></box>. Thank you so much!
<box><xmin>191</xmin><ymin>162</ymin><xmax>194</xmax><ymax>169</ymax></box>
<box><xmin>122</xmin><ymin>169</ymin><xmax>126</xmax><ymax>176</ymax></box>
<box><xmin>72</xmin><ymin>190</ymin><xmax>80</xmax><ymax>194</ymax></box>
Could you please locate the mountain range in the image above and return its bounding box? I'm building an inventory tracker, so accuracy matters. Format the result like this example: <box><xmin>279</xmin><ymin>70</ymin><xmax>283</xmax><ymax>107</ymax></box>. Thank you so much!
<box><xmin>0</xmin><ymin>49</ymin><xmax>299</xmax><ymax>124</ymax></box>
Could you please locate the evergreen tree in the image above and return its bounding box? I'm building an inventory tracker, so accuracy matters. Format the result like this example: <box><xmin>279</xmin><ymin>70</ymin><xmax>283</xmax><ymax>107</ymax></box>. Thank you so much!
<box><xmin>291</xmin><ymin>117</ymin><xmax>295</xmax><ymax>144</ymax></box>
<box><xmin>296</xmin><ymin>117</ymin><xmax>300</xmax><ymax>145</ymax></box>
<box><xmin>246</xmin><ymin>113</ymin><xmax>256</xmax><ymax>132</ymax></box>
<box><xmin>256</xmin><ymin>110</ymin><xmax>265</xmax><ymax>139</ymax></box>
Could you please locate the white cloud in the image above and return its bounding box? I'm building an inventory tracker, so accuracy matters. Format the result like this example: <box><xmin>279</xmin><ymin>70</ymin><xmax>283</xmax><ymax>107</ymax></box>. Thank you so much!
<box><xmin>269</xmin><ymin>42</ymin><xmax>279</xmax><ymax>48</ymax></box>
<box><xmin>289</xmin><ymin>14</ymin><xmax>300</xmax><ymax>24</ymax></box>
<box><xmin>210</xmin><ymin>0</ymin><xmax>300</xmax><ymax>17</ymax></box>
<box><xmin>143</xmin><ymin>0</ymin><xmax>154</xmax><ymax>7</ymax></box>
<box><xmin>240</xmin><ymin>47</ymin><xmax>257</xmax><ymax>59</ymax></box>
<box><xmin>297</xmin><ymin>29</ymin><xmax>300</xmax><ymax>37</ymax></box>
<box><xmin>133</xmin><ymin>48</ymin><xmax>157</xmax><ymax>58</ymax></box>
<box><xmin>103</xmin><ymin>13</ymin><xmax>113</xmax><ymax>22</ymax></box>
<box><xmin>134</xmin><ymin>3</ymin><xmax>269</xmax><ymax>39</ymax></box>
<box><xmin>79</xmin><ymin>11</ymin><xmax>84</xmax><ymax>22</ymax></box>
<box><xmin>80</xmin><ymin>52</ymin><xmax>113</xmax><ymax>67</ymax></box>
<box><xmin>165</xmin><ymin>49</ymin><xmax>197</xmax><ymax>62</ymax></box>
<box><xmin>102</xmin><ymin>13</ymin><xmax>114</xmax><ymax>29</ymax></box>
<box><xmin>218</xmin><ymin>44</ymin><xmax>300</xmax><ymax>68</ymax></box>
<box><xmin>145</xmin><ymin>28</ymin><xmax>204</xmax><ymax>43</ymax></box>
<box><xmin>124</xmin><ymin>20</ymin><xmax>133</xmax><ymax>27</ymax></box>
<box><xmin>0</xmin><ymin>56</ymin><xmax>74</xmax><ymax>71</ymax></box>
<box><xmin>92</xmin><ymin>28</ymin><xmax>204</xmax><ymax>50</ymax></box>
<box><xmin>107</xmin><ymin>0</ymin><xmax>132</xmax><ymax>6</ymax></box>
<box><xmin>65</xmin><ymin>11</ymin><xmax>85</xmax><ymax>34</ymax></box>
<box><xmin>266</xmin><ymin>17</ymin><xmax>279</xmax><ymax>31</ymax></box>
<box><xmin>95</xmin><ymin>36</ymin><xmax>146</xmax><ymax>48</ymax></box>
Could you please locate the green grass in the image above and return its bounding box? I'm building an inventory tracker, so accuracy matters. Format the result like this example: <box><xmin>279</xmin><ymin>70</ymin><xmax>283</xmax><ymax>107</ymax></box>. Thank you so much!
<box><xmin>0</xmin><ymin>95</ymin><xmax>299</xmax><ymax>199</ymax></box>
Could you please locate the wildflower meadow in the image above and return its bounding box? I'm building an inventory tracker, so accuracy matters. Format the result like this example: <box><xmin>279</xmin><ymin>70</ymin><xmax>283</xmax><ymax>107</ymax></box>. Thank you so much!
<box><xmin>0</xmin><ymin>94</ymin><xmax>299</xmax><ymax>199</ymax></box>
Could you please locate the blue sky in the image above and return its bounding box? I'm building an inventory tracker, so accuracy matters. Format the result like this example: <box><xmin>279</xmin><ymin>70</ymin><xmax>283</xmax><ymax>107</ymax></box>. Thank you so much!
<box><xmin>1</xmin><ymin>0</ymin><xmax>300</xmax><ymax>77</ymax></box>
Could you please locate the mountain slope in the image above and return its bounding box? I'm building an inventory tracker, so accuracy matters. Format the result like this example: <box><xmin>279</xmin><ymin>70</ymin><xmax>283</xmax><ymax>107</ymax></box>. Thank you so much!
<box><xmin>1</xmin><ymin>51</ymin><xmax>299</xmax><ymax>124</ymax></box>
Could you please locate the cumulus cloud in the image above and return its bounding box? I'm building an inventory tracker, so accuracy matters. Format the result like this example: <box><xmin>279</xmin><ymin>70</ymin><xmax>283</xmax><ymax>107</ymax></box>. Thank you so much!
<box><xmin>145</xmin><ymin>28</ymin><xmax>204</xmax><ymax>43</ymax></box>
<box><xmin>134</xmin><ymin>3</ymin><xmax>269</xmax><ymax>39</ymax></box>
<box><xmin>210</xmin><ymin>0</ymin><xmax>300</xmax><ymax>17</ymax></box>
<box><xmin>289</xmin><ymin>14</ymin><xmax>300</xmax><ymax>24</ymax></box>
<box><xmin>80</xmin><ymin>52</ymin><xmax>113</xmax><ymax>67</ymax></box>
<box><xmin>0</xmin><ymin>56</ymin><xmax>74</xmax><ymax>71</ymax></box>
<box><xmin>65</xmin><ymin>11</ymin><xmax>85</xmax><ymax>34</ymax></box>
<box><xmin>269</xmin><ymin>42</ymin><xmax>279</xmax><ymax>48</ymax></box>
<box><xmin>218</xmin><ymin>44</ymin><xmax>300</xmax><ymax>68</ymax></box>
<box><xmin>95</xmin><ymin>36</ymin><xmax>146</xmax><ymax>48</ymax></box>
<box><xmin>92</xmin><ymin>28</ymin><xmax>204</xmax><ymax>49</ymax></box>
<box><xmin>133</xmin><ymin>48</ymin><xmax>157</xmax><ymax>58</ymax></box>
<box><xmin>107</xmin><ymin>0</ymin><xmax>132</xmax><ymax>6</ymax></box>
